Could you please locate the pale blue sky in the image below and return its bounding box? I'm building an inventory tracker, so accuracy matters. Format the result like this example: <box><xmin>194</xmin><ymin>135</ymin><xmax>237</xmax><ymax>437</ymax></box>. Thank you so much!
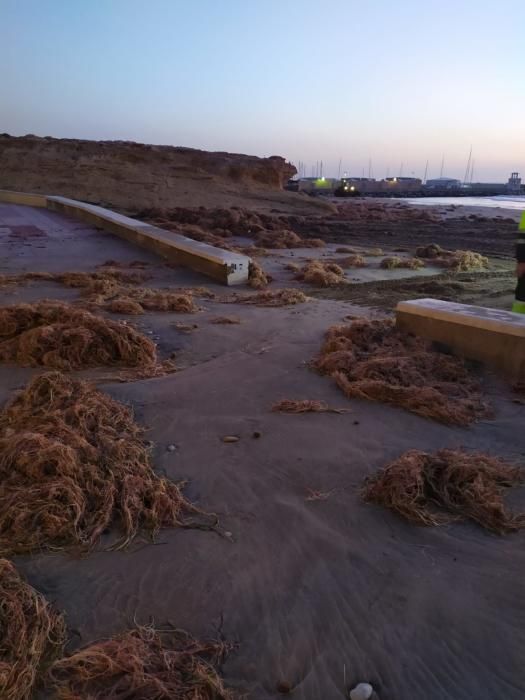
<box><xmin>3</xmin><ymin>0</ymin><xmax>524</xmax><ymax>181</ymax></box>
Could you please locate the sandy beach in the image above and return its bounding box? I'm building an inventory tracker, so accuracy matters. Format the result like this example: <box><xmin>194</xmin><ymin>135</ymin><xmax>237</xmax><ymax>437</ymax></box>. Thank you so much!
<box><xmin>1</xmin><ymin>197</ymin><xmax>524</xmax><ymax>699</ymax></box>
<box><xmin>3</xmin><ymin>0</ymin><xmax>524</xmax><ymax>694</ymax></box>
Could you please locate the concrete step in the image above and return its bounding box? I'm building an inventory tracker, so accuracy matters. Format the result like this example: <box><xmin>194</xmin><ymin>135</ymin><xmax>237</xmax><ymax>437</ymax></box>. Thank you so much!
<box><xmin>396</xmin><ymin>298</ymin><xmax>525</xmax><ymax>380</ymax></box>
<box><xmin>0</xmin><ymin>189</ymin><xmax>250</xmax><ymax>285</ymax></box>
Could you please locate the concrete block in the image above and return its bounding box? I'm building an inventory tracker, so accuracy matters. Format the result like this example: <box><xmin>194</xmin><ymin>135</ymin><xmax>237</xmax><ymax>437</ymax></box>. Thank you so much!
<box><xmin>45</xmin><ymin>196</ymin><xmax>250</xmax><ymax>285</ymax></box>
<box><xmin>0</xmin><ymin>189</ymin><xmax>250</xmax><ymax>285</ymax></box>
<box><xmin>396</xmin><ymin>298</ymin><xmax>525</xmax><ymax>380</ymax></box>
<box><xmin>0</xmin><ymin>189</ymin><xmax>48</xmax><ymax>207</ymax></box>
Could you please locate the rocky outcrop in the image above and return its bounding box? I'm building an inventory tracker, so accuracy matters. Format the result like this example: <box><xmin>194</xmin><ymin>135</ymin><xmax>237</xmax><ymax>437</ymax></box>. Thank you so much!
<box><xmin>0</xmin><ymin>134</ymin><xmax>299</xmax><ymax>213</ymax></box>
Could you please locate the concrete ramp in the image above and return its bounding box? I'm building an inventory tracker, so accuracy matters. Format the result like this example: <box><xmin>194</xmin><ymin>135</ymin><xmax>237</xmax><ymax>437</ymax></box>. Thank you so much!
<box><xmin>396</xmin><ymin>298</ymin><xmax>525</xmax><ymax>380</ymax></box>
<box><xmin>0</xmin><ymin>190</ymin><xmax>250</xmax><ymax>285</ymax></box>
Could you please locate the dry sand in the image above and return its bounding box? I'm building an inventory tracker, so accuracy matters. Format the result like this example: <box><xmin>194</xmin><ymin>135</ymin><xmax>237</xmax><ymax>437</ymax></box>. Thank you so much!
<box><xmin>1</xmin><ymin>201</ymin><xmax>525</xmax><ymax>699</ymax></box>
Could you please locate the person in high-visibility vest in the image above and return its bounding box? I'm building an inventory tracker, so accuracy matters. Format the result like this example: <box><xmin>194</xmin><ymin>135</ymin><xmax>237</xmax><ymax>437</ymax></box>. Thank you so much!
<box><xmin>513</xmin><ymin>211</ymin><xmax>525</xmax><ymax>314</ymax></box>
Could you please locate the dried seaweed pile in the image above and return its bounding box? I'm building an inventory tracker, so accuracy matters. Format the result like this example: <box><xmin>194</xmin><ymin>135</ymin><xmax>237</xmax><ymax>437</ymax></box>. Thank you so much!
<box><xmin>254</xmin><ymin>229</ymin><xmax>302</xmax><ymax>249</ymax></box>
<box><xmin>99</xmin><ymin>259</ymin><xmax>150</xmax><ymax>269</ymax></box>
<box><xmin>272</xmin><ymin>399</ymin><xmax>350</xmax><ymax>414</ymax></box>
<box><xmin>0</xmin><ymin>269</ymin><xmax>143</xmax><ymax>293</ymax></box>
<box><xmin>296</xmin><ymin>260</ymin><xmax>346</xmax><ymax>287</ymax></box>
<box><xmin>64</xmin><ymin>270</ymin><xmax>199</xmax><ymax>315</ymax></box>
<box><xmin>380</xmin><ymin>256</ymin><xmax>425</xmax><ymax>270</ymax></box>
<box><xmin>255</xmin><ymin>229</ymin><xmax>325</xmax><ymax>249</ymax></box>
<box><xmin>149</xmin><ymin>220</ymin><xmax>240</xmax><ymax>252</ymax></box>
<box><xmin>48</xmin><ymin>625</ymin><xmax>234</xmax><ymax>700</ymax></box>
<box><xmin>363</xmin><ymin>449</ymin><xmax>525</xmax><ymax>534</ymax></box>
<box><xmin>209</xmin><ymin>317</ymin><xmax>241</xmax><ymax>325</ymax></box>
<box><xmin>361</xmin><ymin>247</ymin><xmax>384</xmax><ymax>257</ymax></box>
<box><xmin>416</xmin><ymin>244</ymin><xmax>489</xmax><ymax>271</ymax></box>
<box><xmin>0</xmin><ymin>560</ymin><xmax>233</xmax><ymax>699</ymax></box>
<box><xmin>105</xmin><ymin>297</ymin><xmax>146</xmax><ymax>314</ymax></box>
<box><xmin>0</xmin><ymin>274</ymin><xmax>26</xmax><ymax>289</ymax></box>
<box><xmin>21</xmin><ymin>270</ymin><xmax>200</xmax><ymax>315</ymax></box>
<box><xmin>0</xmin><ymin>301</ymin><xmax>158</xmax><ymax>371</ymax></box>
<box><xmin>242</xmin><ymin>245</ymin><xmax>270</xmax><ymax>258</ymax></box>
<box><xmin>334</xmin><ymin>254</ymin><xmax>367</xmax><ymax>269</ymax></box>
<box><xmin>140</xmin><ymin>205</ymin><xmax>324</xmax><ymax>250</ymax></box>
<box><xmin>445</xmin><ymin>250</ymin><xmax>489</xmax><ymax>272</ymax></box>
<box><xmin>0</xmin><ymin>372</ymin><xmax>213</xmax><ymax>555</ymax></box>
<box><xmin>100</xmin><ymin>287</ymin><xmax>198</xmax><ymax>315</ymax></box>
<box><xmin>248</xmin><ymin>260</ymin><xmax>271</xmax><ymax>289</ymax></box>
<box><xmin>0</xmin><ymin>558</ymin><xmax>65</xmax><ymax>700</ymax></box>
<box><xmin>228</xmin><ymin>288</ymin><xmax>308</xmax><ymax>307</ymax></box>
<box><xmin>315</xmin><ymin>319</ymin><xmax>489</xmax><ymax>425</ymax></box>
<box><xmin>284</xmin><ymin>262</ymin><xmax>300</xmax><ymax>273</ymax></box>
<box><xmin>24</xmin><ymin>268</ymin><xmax>145</xmax><ymax>289</ymax></box>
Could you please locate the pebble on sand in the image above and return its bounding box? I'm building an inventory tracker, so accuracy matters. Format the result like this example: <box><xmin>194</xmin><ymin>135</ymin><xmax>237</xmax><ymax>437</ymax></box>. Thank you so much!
<box><xmin>349</xmin><ymin>682</ymin><xmax>374</xmax><ymax>700</ymax></box>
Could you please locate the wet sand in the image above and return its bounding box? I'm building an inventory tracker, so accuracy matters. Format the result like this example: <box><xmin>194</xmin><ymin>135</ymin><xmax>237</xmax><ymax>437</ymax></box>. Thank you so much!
<box><xmin>294</xmin><ymin>203</ymin><xmax>518</xmax><ymax>260</ymax></box>
<box><xmin>2</xmin><ymin>202</ymin><xmax>525</xmax><ymax>699</ymax></box>
<box><xmin>404</xmin><ymin>198</ymin><xmax>524</xmax><ymax>222</ymax></box>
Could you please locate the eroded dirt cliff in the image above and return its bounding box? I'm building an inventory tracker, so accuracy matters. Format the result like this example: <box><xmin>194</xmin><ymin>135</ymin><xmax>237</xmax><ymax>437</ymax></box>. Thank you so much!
<box><xmin>0</xmin><ymin>134</ymin><xmax>328</xmax><ymax>214</ymax></box>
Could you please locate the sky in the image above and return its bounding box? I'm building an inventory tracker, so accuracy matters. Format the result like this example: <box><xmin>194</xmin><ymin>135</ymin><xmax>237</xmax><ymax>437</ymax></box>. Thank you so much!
<box><xmin>3</xmin><ymin>0</ymin><xmax>524</xmax><ymax>182</ymax></box>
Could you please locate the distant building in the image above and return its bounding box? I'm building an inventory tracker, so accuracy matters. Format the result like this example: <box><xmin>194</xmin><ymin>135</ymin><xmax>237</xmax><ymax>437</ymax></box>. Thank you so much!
<box><xmin>424</xmin><ymin>177</ymin><xmax>462</xmax><ymax>190</ymax></box>
<box><xmin>507</xmin><ymin>172</ymin><xmax>522</xmax><ymax>195</ymax></box>
<box><xmin>385</xmin><ymin>176</ymin><xmax>421</xmax><ymax>184</ymax></box>
<box><xmin>467</xmin><ymin>182</ymin><xmax>507</xmax><ymax>194</ymax></box>
<box><xmin>338</xmin><ymin>176</ymin><xmax>421</xmax><ymax>194</ymax></box>
<box><xmin>342</xmin><ymin>177</ymin><xmax>376</xmax><ymax>182</ymax></box>
<box><xmin>287</xmin><ymin>172</ymin><xmax>523</xmax><ymax>198</ymax></box>
<box><xmin>384</xmin><ymin>176</ymin><xmax>422</xmax><ymax>193</ymax></box>
<box><xmin>295</xmin><ymin>177</ymin><xmax>339</xmax><ymax>194</ymax></box>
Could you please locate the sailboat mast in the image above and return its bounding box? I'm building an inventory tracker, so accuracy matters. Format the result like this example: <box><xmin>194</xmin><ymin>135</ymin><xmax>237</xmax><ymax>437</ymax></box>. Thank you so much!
<box><xmin>463</xmin><ymin>146</ymin><xmax>472</xmax><ymax>184</ymax></box>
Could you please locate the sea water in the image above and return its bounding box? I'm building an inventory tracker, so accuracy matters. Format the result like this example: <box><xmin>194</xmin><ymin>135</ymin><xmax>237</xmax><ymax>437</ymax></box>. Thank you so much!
<box><xmin>405</xmin><ymin>195</ymin><xmax>525</xmax><ymax>211</ymax></box>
